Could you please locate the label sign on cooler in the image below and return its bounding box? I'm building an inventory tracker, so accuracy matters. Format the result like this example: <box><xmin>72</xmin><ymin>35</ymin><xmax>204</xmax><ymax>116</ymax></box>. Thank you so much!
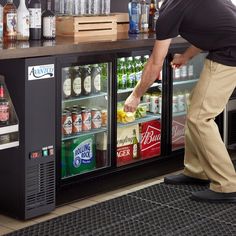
<box><xmin>28</xmin><ymin>64</ymin><xmax>55</xmax><ymax>80</ymax></box>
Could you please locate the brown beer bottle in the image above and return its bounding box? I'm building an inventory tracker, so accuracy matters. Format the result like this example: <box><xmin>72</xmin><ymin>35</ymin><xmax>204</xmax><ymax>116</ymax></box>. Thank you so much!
<box><xmin>3</xmin><ymin>0</ymin><xmax>17</xmax><ymax>42</ymax></box>
<box><xmin>148</xmin><ymin>0</ymin><xmax>157</xmax><ymax>33</ymax></box>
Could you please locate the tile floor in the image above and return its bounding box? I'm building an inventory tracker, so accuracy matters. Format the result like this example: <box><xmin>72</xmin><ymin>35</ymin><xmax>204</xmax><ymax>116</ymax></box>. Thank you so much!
<box><xmin>0</xmin><ymin>173</ymin><xmax>173</xmax><ymax>236</ymax></box>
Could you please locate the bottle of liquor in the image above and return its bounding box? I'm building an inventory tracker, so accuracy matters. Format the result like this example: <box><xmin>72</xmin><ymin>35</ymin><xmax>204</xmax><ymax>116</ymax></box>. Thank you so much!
<box><xmin>132</xmin><ymin>129</ymin><xmax>139</xmax><ymax>159</ymax></box>
<box><xmin>42</xmin><ymin>0</ymin><xmax>55</xmax><ymax>39</ymax></box>
<box><xmin>3</xmin><ymin>0</ymin><xmax>17</xmax><ymax>42</ymax></box>
<box><xmin>17</xmin><ymin>0</ymin><xmax>30</xmax><ymax>41</ymax></box>
<box><xmin>128</xmin><ymin>0</ymin><xmax>141</xmax><ymax>34</ymax></box>
<box><xmin>0</xmin><ymin>3</ymin><xmax>3</xmax><ymax>42</ymax></box>
<box><xmin>0</xmin><ymin>83</ymin><xmax>10</xmax><ymax>126</ymax></box>
<box><xmin>28</xmin><ymin>0</ymin><xmax>41</xmax><ymax>40</ymax></box>
<box><xmin>148</xmin><ymin>0</ymin><xmax>158</xmax><ymax>32</ymax></box>
<box><xmin>140</xmin><ymin>0</ymin><xmax>149</xmax><ymax>33</ymax></box>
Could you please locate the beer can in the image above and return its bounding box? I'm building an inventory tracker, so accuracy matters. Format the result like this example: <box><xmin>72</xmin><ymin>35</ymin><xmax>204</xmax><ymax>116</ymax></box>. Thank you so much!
<box><xmin>142</xmin><ymin>94</ymin><xmax>150</xmax><ymax>112</ymax></box>
<box><xmin>178</xmin><ymin>94</ymin><xmax>185</xmax><ymax>112</ymax></box>
<box><xmin>72</xmin><ymin>110</ymin><xmax>82</xmax><ymax>134</ymax></box>
<box><xmin>91</xmin><ymin>108</ymin><xmax>102</xmax><ymax>129</ymax></box>
<box><xmin>62</xmin><ymin>110</ymin><xmax>72</xmax><ymax>136</ymax></box>
<box><xmin>81</xmin><ymin>109</ymin><xmax>91</xmax><ymax>131</ymax></box>
<box><xmin>150</xmin><ymin>95</ymin><xmax>158</xmax><ymax>114</ymax></box>
<box><xmin>172</xmin><ymin>95</ymin><xmax>178</xmax><ymax>113</ymax></box>
<box><xmin>101</xmin><ymin>109</ymin><xmax>107</xmax><ymax>127</ymax></box>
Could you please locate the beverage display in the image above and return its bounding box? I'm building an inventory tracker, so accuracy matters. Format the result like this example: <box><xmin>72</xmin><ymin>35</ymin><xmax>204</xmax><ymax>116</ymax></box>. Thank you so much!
<box><xmin>128</xmin><ymin>0</ymin><xmax>141</xmax><ymax>34</ymax></box>
<box><xmin>116</xmin><ymin>53</ymin><xmax>162</xmax><ymax>167</ymax></box>
<box><xmin>171</xmin><ymin>53</ymin><xmax>206</xmax><ymax>151</ymax></box>
<box><xmin>17</xmin><ymin>0</ymin><xmax>29</xmax><ymax>41</ymax></box>
<box><xmin>42</xmin><ymin>0</ymin><xmax>55</xmax><ymax>40</ymax></box>
<box><xmin>61</xmin><ymin>62</ymin><xmax>109</xmax><ymax>178</ymax></box>
<box><xmin>3</xmin><ymin>0</ymin><xmax>17</xmax><ymax>42</ymax></box>
<box><xmin>28</xmin><ymin>0</ymin><xmax>41</xmax><ymax>40</ymax></box>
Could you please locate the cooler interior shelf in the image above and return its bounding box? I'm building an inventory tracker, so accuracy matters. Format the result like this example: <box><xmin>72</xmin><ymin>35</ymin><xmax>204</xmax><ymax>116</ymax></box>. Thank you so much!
<box><xmin>117</xmin><ymin>82</ymin><xmax>161</xmax><ymax>94</ymax></box>
<box><xmin>117</xmin><ymin>113</ymin><xmax>161</xmax><ymax>128</ymax></box>
<box><xmin>62</xmin><ymin>127</ymin><xmax>107</xmax><ymax>141</ymax></box>
<box><xmin>173</xmin><ymin>79</ymin><xmax>198</xmax><ymax>86</ymax></box>
<box><xmin>62</xmin><ymin>92</ymin><xmax>108</xmax><ymax>103</ymax></box>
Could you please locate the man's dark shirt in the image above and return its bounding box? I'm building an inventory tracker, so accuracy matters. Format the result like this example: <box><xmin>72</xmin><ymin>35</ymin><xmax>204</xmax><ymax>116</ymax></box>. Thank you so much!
<box><xmin>156</xmin><ymin>0</ymin><xmax>236</xmax><ymax>66</ymax></box>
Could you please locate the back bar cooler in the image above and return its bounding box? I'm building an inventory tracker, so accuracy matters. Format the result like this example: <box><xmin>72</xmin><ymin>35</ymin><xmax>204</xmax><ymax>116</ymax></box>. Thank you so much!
<box><xmin>0</xmin><ymin>57</ymin><xmax>56</xmax><ymax>220</ymax></box>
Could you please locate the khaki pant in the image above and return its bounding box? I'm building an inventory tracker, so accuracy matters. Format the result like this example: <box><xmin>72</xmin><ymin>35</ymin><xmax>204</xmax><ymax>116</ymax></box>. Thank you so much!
<box><xmin>183</xmin><ymin>59</ymin><xmax>236</xmax><ymax>193</ymax></box>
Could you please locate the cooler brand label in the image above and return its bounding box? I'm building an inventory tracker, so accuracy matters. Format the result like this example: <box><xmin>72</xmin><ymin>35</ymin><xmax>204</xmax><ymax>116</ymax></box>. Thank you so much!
<box><xmin>28</xmin><ymin>64</ymin><xmax>55</xmax><ymax>80</ymax></box>
<box><xmin>73</xmin><ymin>139</ymin><xmax>93</xmax><ymax>168</ymax></box>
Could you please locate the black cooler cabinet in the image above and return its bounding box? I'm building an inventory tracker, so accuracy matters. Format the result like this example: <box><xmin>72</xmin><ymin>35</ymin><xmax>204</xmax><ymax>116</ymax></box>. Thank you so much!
<box><xmin>0</xmin><ymin>57</ymin><xmax>56</xmax><ymax>220</ymax></box>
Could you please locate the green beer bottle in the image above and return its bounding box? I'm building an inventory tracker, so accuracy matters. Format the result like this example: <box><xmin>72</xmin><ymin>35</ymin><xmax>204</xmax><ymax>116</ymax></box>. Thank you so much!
<box><xmin>127</xmin><ymin>57</ymin><xmax>136</xmax><ymax>88</ymax></box>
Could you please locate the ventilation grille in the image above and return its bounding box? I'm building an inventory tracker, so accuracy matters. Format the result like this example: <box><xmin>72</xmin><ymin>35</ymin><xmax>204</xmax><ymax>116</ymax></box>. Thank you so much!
<box><xmin>26</xmin><ymin>161</ymin><xmax>55</xmax><ymax>212</ymax></box>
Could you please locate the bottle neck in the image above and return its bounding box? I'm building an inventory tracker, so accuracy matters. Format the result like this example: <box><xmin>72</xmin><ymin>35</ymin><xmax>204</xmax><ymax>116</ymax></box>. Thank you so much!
<box><xmin>47</xmin><ymin>0</ymin><xmax>52</xmax><ymax>11</ymax></box>
<box><xmin>7</xmin><ymin>0</ymin><xmax>13</xmax><ymax>4</ymax></box>
<box><xmin>0</xmin><ymin>85</ymin><xmax>4</xmax><ymax>99</ymax></box>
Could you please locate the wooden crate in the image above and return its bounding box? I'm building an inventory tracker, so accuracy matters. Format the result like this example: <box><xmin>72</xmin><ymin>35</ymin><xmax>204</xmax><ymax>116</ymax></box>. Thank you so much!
<box><xmin>56</xmin><ymin>15</ymin><xmax>117</xmax><ymax>37</ymax></box>
<box><xmin>112</xmin><ymin>13</ymin><xmax>129</xmax><ymax>33</ymax></box>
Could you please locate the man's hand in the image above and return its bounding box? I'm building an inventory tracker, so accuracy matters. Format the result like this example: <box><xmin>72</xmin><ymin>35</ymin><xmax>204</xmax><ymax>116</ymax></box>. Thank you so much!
<box><xmin>171</xmin><ymin>54</ymin><xmax>188</xmax><ymax>68</ymax></box>
<box><xmin>124</xmin><ymin>93</ymin><xmax>141</xmax><ymax>113</ymax></box>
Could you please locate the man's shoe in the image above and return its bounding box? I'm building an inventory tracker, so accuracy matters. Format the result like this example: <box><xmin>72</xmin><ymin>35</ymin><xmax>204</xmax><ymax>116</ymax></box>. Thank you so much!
<box><xmin>164</xmin><ymin>173</ymin><xmax>210</xmax><ymax>185</ymax></box>
<box><xmin>191</xmin><ymin>189</ymin><xmax>236</xmax><ymax>203</ymax></box>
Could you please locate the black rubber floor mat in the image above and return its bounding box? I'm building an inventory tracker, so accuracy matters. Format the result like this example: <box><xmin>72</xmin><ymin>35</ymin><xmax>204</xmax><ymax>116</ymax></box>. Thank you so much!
<box><xmin>5</xmin><ymin>182</ymin><xmax>236</xmax><ymax>236</ymax></box>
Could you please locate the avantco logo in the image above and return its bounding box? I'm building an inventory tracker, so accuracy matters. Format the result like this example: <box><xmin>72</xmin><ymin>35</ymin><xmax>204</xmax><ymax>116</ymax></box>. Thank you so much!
<box><xmin>28</xmin><ymin>64</ymin><xmax>54</xmax><ymax>80</ymax></box>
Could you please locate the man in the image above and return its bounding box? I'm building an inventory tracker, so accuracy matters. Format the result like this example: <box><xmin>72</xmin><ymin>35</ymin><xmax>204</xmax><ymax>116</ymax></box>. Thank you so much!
<box><xmin>124</xmin><ymin>0</ymin><xmax>236</xmax><ymax>202</ymax></box>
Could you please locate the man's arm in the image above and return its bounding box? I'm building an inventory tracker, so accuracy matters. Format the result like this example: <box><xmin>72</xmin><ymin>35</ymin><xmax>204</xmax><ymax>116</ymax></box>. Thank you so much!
<box><xmin>171</xmin><ymin>45</ymin><xmax>202</xmax><ymax>68</ymax></box>
<box><xmin>124</xmin><ymin>39</ymin><xmax>172</xmax><ymax>112</ymax></box>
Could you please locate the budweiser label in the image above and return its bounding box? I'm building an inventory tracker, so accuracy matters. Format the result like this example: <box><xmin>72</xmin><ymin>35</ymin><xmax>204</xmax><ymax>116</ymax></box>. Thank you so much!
<box><xmin>172</xmin><ymin>115</ymin><xmax>186</xmax><ymax>150</ymax></box>
<box><xmin>140</xmin><ymin>120</ymin><xmax>161</xmax><ymax>160</ymax></box>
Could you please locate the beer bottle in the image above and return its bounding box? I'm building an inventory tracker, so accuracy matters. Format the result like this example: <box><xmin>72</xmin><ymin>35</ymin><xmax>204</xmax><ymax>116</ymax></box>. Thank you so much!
<box><xmin>81</xmin><ymin>65</ymin><xmax>92</xmax><ymax>96</ymax></box>
<box><xmin>132</xmin><ymin>129</ymin><xmax>139</xmax><ymax>159</ymax></box>
<box><xmin>134</xmin><ymin>56</ymin><xmax>142</xmax><ymax>85</ymax></box>
<box><xmin>91</xmin><ymin>64</ymin><xmax>101</xmax><ymax>94</ymax></box>
<box><xmin>0</xmin><ymin>83</ymin><xmax>9</xmax><ymax>126</ymax></box>
<box><xmin>62</xmin><ymin>67</ymin><xmax>71</xmax><ymax>99</ymax></box>
<box><xmin>101</xmin><ymin>63</ymin><xmax>108</xmax><ymax>91</ymax></box>
<box><xmin>71</xmin><ymin>66</ymin><xmax>82</xmax><ymax>97</ymax></box>
<box><xmin>148</xmin><ymin>0</ymin><xmax>158</xmax><ymax>33</ymax></box>
<box><xmin>117</xmin><ymin>58</ymin><xmax>127</xmax><ymax>90</ymax></box>
<box><xmin>127</xmin><ymin>57</ymin><xmax>136</xmax><ymax>88</ymax></box>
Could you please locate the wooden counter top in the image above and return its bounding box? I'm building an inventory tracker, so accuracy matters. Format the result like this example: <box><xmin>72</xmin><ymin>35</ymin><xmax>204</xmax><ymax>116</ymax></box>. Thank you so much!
<box><xmin>0</xmin><ymin>33</ymin><xmax>188</xmax><ymax>60</ymax></box>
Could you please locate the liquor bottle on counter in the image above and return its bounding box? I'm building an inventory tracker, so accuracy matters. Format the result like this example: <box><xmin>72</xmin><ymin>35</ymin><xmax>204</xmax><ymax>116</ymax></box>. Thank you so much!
<box><xmin>3</xmin><ymin>0</ymin><xmax>17</xmax><ymax>42</ymax></box>
<box><xmin>0</xmin><ymin>3</ymin><xmax>3</xmax><ymax>42</ymax></box>
<box><xmin>28</xmin><ymin>0</ymin><xmax>41</xmax><ymax>40</ymax></box>
<box><xmin>140</xmin><ymin>0</ymin><xmax>149</xmax><ymax>33</ymax></box>
<box><xmin>17</xmin><ymin>0</ymin><xmax>30</xmax><ymax>41</ymax></box>
<box><xmin>148</xmin><ymin>0</ymin><xmax>158</xmax><ymax>32</ymax></box>
<box><xmin>0</xmin><ymin>83</ymin><xmax>9</xmax><ymax>126</ymax></box>
<box><xmin>128</xmin><ymin>0</ymin><xmax>141</xmax><ymax>34</ymax></box>
<box><xmin>42</xmin><ymin>0</ymin><xmax>55</xmax><ymax>39</ymax></box>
